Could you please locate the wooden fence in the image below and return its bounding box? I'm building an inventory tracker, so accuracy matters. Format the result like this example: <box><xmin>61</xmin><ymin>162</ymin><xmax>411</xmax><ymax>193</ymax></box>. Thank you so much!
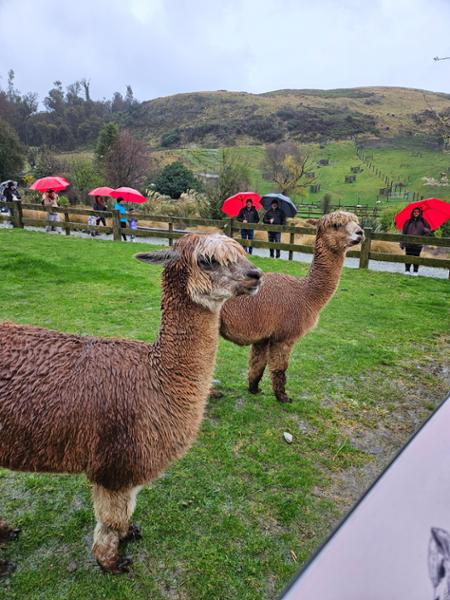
<box><xmin>1</xmin><ymin>201</ymin><xmax>449</xmax><ymax>275</ymax></box>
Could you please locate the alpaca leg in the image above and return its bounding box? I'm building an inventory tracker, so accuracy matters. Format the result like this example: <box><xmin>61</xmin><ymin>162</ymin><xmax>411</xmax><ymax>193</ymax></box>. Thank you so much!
<box><xmin>0</xmin><ymin>517</ymin><xmax>20</xmax><ymax>543</ymax></box>
<box><xmin>248</xmin><ymin>340</ymin><xmax>269</xmax><ymax>394</ymax></box>
<box><xmin>0</xmin><ymin>559</ymin><xmax>16</xmax><ymax>577</ymax></box>
<box><xmin>0</xmin><ymin>517</ymin><xmax>18</xmax><ymax>578</ymax></box>
<box><xmin>120</xmin><ymin>486</ymin><xmax>143</xmax><ymax>543</ymax></box>
<box><xmin>268</xmin><ymin>340</ymin><xmax>294</xmax><ymax>403</ymax></box>
<box><xmin>92</xmin><ymin>485</ymin><xmax>141</xmax><ymax>573</ymax></box>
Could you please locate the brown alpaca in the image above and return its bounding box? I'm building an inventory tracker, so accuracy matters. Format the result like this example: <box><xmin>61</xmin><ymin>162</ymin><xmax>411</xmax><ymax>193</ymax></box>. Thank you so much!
<box><xmin>0</xmin><ymin>233</ymin><xmax>261</xmax><ymax>576</ymax></box>
<box><xmin>220</xmin><ymin>211</ymin><xmax>364</xmax><ymax>403</ymax></box>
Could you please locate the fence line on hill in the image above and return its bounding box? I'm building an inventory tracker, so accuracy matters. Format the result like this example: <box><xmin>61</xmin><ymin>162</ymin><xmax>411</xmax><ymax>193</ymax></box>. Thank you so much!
<box><xmin>1</xmin><ymin>201</ymin><xmax>449</xmax><ymax>275</ymax></box>
<box><xmin>355</xmin><ymin>143</ymin><xmax>425</xmax><ymax>203</ymax></box>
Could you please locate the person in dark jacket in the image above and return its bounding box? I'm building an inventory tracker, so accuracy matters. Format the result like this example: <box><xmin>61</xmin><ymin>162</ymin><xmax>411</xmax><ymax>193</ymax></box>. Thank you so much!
<box><xmin>263</xmin><ymin>199</ymin><xmax>286</xmax><ymax>258</ymax></box>
<box><xmin>401</xmin><ymin>207</ymin><xmax>431</xmax><ymax>274</ymax></box>
<box><xmin>3</xmin><ymin>181</ymin><xmax>20</xmax><ymax>202</ymax></box>
<box><xmin>237</xmin><ymin>199</ymin><xmax>260</xmax><ymax>254</ymax></box>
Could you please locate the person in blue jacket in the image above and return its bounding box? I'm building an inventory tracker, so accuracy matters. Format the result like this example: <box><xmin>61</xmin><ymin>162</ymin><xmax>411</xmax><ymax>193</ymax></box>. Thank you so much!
<box><xmin>114</xmin><ymin>197</ymin><xmax>128</xmax><ymax>241</ymax></box>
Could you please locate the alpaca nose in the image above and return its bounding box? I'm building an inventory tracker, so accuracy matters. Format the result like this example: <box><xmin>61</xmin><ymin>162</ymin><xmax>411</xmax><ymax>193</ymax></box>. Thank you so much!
<box><xmin>246</xmin><ymin>268</ymin><xmax>261</xmax><ymax>280</ymax></box>
<box><xmin>356</xmin><ymin>228</ymin><xmax>364</xmax><ymax>237</ymax></box>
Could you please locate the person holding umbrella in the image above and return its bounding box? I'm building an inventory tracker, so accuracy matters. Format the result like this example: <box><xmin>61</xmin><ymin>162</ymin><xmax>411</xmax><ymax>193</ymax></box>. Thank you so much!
<box><xmin>237</xmin><ymin>199</ymin><xmax>260</xmax><ymax>254</ymax></box>
<box><xmin>93</xmin><ymin>196</ymin><xmax>107</xmax><ymax>227</ymax></box>
<box><xmin>113</xmin><ymin>196</ymin><xmax>128</xmax><ymax>241</ymax></box>
<box><xmin>42</xmin><ymin>189</ymin><xmax>60</xmax><ymax>233</ymax></box>
<box><xmin>263</xmin><ymin>199</ymin><xmax>286</xmax><ymax>258</ymax></box>
<box><xmin>400</xmin><ymin>206</ymin><xmax>431</xmax><ymax>274</ymax></box>
<box><xmin>3</xmin><ymin>181</ymin><xmax>20</xmax><ymax>202</ymax></box>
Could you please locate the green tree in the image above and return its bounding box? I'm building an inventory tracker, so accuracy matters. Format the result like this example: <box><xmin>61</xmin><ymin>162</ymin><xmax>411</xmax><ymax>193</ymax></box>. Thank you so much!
<box><xmin>95</xmin><ymin>122</ymin><xmax>120</xmax><ymax>180</ymax></box>
<box><xmin>0</xmin><ymin>118</ymin><xmax>25</xmax><ymax>180</ymax></box>
<box><xmin>203</xmin><ymin>150</ymin><xmax>251</xmax><ymax>218</ymax></box>
<box><xmin>95</xmin><ymin>123</ymin><xmax>119</xmax><ymax>162</ymax></box>
<box><xmin>44</xmin><ymin>80</ymin><xmax>65</xmax><ymax>114</ymax></box>
<box><xmin>30</xmin><ymin>146</ymin><xmax>65</xmax><ymax>179</ymax></box>
<box><xmin>69</xmin><ymin>159</ymin><xmax>102</xmax><ymax>203</ymax></box>
<box><xmin>154</xmin><ymin>161</ymin><xmax>201</xmax><ymax>199</ymax></box>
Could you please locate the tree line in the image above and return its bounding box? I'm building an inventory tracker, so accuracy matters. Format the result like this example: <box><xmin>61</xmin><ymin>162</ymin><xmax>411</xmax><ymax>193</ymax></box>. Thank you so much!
<box><xmin>0</xmin><ymin>70</ymin><xmax>139</xmax><ymax>150</ymax></box>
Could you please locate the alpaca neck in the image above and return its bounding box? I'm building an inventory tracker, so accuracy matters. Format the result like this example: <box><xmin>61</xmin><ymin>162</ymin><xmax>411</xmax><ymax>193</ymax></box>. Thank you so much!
<box><xmin>303</xmin><ymin>238</ymin><xmax>345</xmax><ymax>310</ymax></box>
<box><xmin>154</xmin><ymin>266</ymin><xmax>219</xmax><ymax>401</ymax></box>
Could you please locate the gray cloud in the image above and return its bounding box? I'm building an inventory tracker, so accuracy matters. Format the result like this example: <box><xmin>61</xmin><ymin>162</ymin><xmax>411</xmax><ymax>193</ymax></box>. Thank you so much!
<box><xmin>1</xmin><ymin>0</ymin><xmax>449</xmax><ymax>104</ymax></box>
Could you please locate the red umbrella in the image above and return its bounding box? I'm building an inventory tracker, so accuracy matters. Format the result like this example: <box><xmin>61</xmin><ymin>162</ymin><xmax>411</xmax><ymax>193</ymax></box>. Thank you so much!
<box><xmin>88</xmin><ymin>186</ymin><xmax>114</xmax><ymax>197</ymax></box>
<box><xmin>395</xmin><ymin>198</ymin><xmax>450</xmax><ymax>231</ymax></box>
<box><xmin>29</xmin><ymin>176</ymin><xmax>70</xmax><ymax>192</ymax></box>
<box><xmin>221</xmin><ymin>192</ymin><xmax>262</xmax><ymax>217</ymax></box>
<box><xmin>110</xmin><ymin>187</ymin><xmax>147</xmax><ymax>203</ymax></box>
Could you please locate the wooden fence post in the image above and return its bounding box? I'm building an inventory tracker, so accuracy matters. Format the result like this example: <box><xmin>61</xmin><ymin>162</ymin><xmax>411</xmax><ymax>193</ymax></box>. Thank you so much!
<box><xmin>359</xmin><ymin>227</ymin><xmax>372</xmax><ymax>269</ymax></box>
<box><xmin>112</xmin><ymin>210</ymin><xmax>121</xmax><ymax>241</ymax></box>
<box><xmin>64</xmin><ymin>209</ymin><xmax>70</xmax><ymax>236</ymax></box>
<box><xmin>168</xmin><ymin>221</ymin><xmax>173</xmax><ymax>246</ymax></box>
<box><xmin>289</xmin><ymin>231</ymin><xmax>295</xmax><ymax>260</ymax></box>
<box><xmin>11</xmin><ymin>200</ymin><xmax>23</xmax><ymax>228</ymax></box>
<box><xmin>224</xmin><ymin>218</ymin><xmax>233</xmax><ymax>237</ymax></box>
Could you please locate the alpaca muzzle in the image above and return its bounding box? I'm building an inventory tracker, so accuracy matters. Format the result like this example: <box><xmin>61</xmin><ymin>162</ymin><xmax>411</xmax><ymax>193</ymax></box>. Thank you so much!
<box><xmin>349</xmin><ymin>229</ymin><xmax>364</xmax><ymax>246</ymax></box>
<box><xmin>238</xmin><ymin>268</ymin><xmax>262</xmax><ymax>295</ymax></box>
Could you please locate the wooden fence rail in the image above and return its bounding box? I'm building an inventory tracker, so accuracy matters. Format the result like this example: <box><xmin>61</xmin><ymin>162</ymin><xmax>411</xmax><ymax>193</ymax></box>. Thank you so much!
<box><xmin>1</xmin><ymin>201</ymin><xmax>449</xmax><ymax>275</ymax></box>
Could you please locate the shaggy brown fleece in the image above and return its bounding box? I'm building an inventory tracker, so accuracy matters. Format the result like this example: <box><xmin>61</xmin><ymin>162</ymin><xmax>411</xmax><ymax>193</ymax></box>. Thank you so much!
<box><xmin>220</xmin><ymin>211</ymin><xmax>363</xmax><ymax>403</ymax></box>
<box><xmin>0</xmin><ymin>233</ymin><xmax>260</xmax><ymax>574</ymax></box>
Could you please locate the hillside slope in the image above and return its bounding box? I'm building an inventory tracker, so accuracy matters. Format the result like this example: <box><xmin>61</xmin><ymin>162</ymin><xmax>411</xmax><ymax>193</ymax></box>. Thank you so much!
<box><xmin>132</xmin><ymin>87</ymin><xmax>450</xmax><ymax>148</ymax></box>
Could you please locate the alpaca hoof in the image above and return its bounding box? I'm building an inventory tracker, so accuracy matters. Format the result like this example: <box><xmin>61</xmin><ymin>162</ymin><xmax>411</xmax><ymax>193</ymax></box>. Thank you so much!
<box><xmin>98</xmin><ymin>556</ymin><xmax>133</xmax><ymax>574</ymax></box>
<box><xmin>277</xmin><ymin>395</ymin><xmax>292</xmax><ymax>403</ymax></box>
<box><xmin>0</xmin><ymin>526</ymin><xmax>20</xmax><ymax>543</ymax></box>
<box><xmin>117</xmin><ymin>557</ymin><xmax>132</xmax><ymax>573</ymax></box>
<box><xmin>7</xmin><ymin>528</ymin><xmax>20</xmax><ymax>542</ymax></box>
<box><xmin>0</xmin><ymin>559</ymin><xmax>16</xmax><ymax>577</ymax></box>
<box><xmin>121</xmin><ymin>524</ymin><xmax>142</xmax><ymax>543</ymax></box>
<box><xmin>248</xmin><ymin>385</ymin><xmax>261</xmax><ymax>394</ymax></box>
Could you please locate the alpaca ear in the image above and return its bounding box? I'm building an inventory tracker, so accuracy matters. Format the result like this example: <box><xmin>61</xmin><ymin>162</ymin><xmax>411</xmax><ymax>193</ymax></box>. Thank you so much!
<box><xmin>135</xmin><ymin>250</ymin><xmax>179</xmax><ymax>265</ymax></box>
<box><xmin>432</xmin><ymin>527</ymin><xmax>450</xmax><ymax>558</ymax></box>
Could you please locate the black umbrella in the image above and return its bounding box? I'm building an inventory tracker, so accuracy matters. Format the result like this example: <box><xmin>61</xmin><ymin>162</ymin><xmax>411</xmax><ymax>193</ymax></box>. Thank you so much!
<box><xmin>261</xmin><ymin>193</ymin><xmax>297</xmax><ymax>217</ymax></box>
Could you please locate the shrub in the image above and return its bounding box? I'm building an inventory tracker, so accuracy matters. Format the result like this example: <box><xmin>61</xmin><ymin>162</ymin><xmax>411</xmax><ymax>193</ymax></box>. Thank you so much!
<box><xmin>154</xmin><ymin>161</ymin><xmax>201</xmax><ymax>199</ymax></box>
<box><xmin>379</xmin><ymin>204</ymin><xmax>407</xmax><ymax>232</ymax></box>
<box><xmin>160</xmin><ymin>129</ymin><xmax>181</xmax><ymax>147</ymax></box>
<box><xmin>320</xmin><ymin>193</ymin><xmax>333</xmax><ymax>214</ymax></box>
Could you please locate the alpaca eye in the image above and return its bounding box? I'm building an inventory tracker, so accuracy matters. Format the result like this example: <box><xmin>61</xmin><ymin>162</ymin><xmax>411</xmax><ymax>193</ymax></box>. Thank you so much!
<box><xmin>332</xmin><ymin>223</ymin><xmax>341</xmax><ymax>230</ymax></box>
<box><xmin>198</xmin><ymin>257</ymin><xmax>218</xmax><ymax>269</ymax></box>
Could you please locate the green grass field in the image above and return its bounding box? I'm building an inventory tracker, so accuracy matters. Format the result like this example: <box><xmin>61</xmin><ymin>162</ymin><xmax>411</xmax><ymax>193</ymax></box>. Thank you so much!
<box><xmin>1</xmin><ymin>230</ymin><xmax>448</xmax><ymax>600</ymax></box>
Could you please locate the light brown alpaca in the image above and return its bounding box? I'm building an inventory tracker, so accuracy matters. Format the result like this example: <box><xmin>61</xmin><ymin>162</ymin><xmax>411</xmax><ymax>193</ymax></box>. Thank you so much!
<box><xmin>220</xmin><ymin>211</ymin><xmax>364</xmax><ymax>403</ymax></box>
<box><xmin>0</xmin><ymin>233</ymin><xmax>261</xmax><ymax>576</ymax></box>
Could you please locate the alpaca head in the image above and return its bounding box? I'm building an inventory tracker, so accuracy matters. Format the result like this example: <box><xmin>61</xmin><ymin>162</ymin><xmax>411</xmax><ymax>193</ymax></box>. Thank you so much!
<box><xmin>315</xmin><ymin>211</ymin><xmax>364</xmax><ymax>253</ymax></box>
<box><xmin>136</xmin><ymin>233</ymin><xmax>262</xmax><ymax>311</ymax></box>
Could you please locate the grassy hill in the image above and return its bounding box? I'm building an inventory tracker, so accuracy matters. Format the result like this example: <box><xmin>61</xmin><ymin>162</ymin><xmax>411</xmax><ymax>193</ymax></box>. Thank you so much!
<box><xmin>133</xmin><ymin>87</ymin><xmax>450</xmax><ymax>148</ymax></box>
<box><xmin>153</xmin><ymin>140</ymin><xmax>450</xmax><ymax>206</ymax></box>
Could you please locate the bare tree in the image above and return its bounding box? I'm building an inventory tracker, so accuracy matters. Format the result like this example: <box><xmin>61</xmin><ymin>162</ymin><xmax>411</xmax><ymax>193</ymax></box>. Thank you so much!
<box><xmin>263</xmin><ymin>141</ymin><xmax>313</xmax><ymax>195</ymax></box>
<box><xmin>104</xmin><ymin>130</ymin><xmax>148</xmax><ymax>188</ymax></box>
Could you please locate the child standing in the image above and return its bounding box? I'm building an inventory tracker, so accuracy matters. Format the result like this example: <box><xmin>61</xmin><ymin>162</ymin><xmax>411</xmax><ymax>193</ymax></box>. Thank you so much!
<box><xmin>87</xmin><ymin>214</ymin><xmax>97</xmax><ymax>236</ymax></box>
<box><xmin>129</xmin><ymin>210</ymin><xmax>138</xmax><ymax>242</ymax></box>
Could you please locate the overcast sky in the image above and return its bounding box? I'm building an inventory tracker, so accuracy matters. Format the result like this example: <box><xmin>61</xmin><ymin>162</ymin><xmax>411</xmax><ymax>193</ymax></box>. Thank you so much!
<box><xmin>1</xmin><ymin>0</ymin><xmax>450</xmax><ymax>104</ymax></box>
